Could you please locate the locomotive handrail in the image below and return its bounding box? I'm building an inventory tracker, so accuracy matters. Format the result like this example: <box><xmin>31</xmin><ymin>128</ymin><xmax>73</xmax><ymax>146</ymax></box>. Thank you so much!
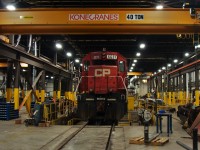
<box><xmin>75</xmin><ymin>76</ymin><xmax>127</xmax><ymax>95</ymax></box>
<box><xmin>75</xmin><ymin>76</ymin><xmax>83</xmax><ymax>93</ymax></box>
<box><xmin>74</xmin><ymin>76</ymin><xmax>94</xmax><ymax>93</ymax></box>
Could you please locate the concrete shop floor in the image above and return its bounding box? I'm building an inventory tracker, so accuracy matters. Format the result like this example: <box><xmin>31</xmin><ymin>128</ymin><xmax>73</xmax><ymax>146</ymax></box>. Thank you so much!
<box><xmin>0</xmin><ymin>115</ymin><xmax>199</xmax><ymax>150</ymax></box>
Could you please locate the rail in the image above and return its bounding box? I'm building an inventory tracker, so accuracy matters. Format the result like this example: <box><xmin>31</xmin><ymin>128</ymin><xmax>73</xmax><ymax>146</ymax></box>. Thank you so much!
<box><xmin>40</xmin><ymin>122</ymin><xmax>88</xmax><ymax>150</ymax></box>
<box><xmin>75</xmin><ymin>75</ymin><xmax>127</xmax><ymax>94</ymax></box>
<box><xmin>105</xmin><ymin>124</ymin><xmax>115</xmax><ymax>150</ymax></box>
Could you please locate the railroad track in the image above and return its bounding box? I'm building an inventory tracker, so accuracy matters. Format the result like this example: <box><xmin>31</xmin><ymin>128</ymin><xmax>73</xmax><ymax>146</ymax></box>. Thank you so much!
<box><xmin>61</xmin><ymin>124</ymin><xmax>115</xmax><ymax>150</ymax></box>
<box><xmin>40</xmin><ymin>123</ymin><xmax>115</xmax><ymax>150</ymax></box>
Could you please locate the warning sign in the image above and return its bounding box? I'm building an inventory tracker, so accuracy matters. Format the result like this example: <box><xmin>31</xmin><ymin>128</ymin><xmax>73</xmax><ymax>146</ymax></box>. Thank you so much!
<box><xmin>69</xmin><ymin>14</ymin><xmax>119</xmax><ymax>21</ymax></box>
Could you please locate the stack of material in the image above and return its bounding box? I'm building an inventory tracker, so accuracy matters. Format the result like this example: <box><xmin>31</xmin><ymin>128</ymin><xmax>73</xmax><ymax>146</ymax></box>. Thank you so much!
<box><xmin>0</xmin><ymin>102</ymin><xmax>19</xmax><ymax>120</ymax></box>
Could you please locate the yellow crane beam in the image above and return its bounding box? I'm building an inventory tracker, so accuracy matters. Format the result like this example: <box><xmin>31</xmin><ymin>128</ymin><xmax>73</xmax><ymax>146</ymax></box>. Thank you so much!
<box><xmin>128</xmin><ymin>72</ymin><xmax>152</xmax><ymax>76</ymax></box>
<box><xmin>0</xmin><ymin>8</ymin><xmax>200</xmax><ymax>34</ymax></box>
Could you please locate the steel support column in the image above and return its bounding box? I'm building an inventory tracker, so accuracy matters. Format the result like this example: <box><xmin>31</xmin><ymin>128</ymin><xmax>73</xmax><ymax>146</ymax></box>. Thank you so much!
<box><xmin>41</xmin><ymin>71</ymin><xmax>45</xmax><ymax>102</ymax></box>
<box><xmin>57</xmin><ymin>77</ymin><xmax>61</xmax><ymax>101</ymax></box>
<box><xmin>53</xmin><ymin>76</ymin><xmax>61</xmax><ymax>100</ymax></box>
<box><xmin>183</xmin><ymin>74</ymin><xmax>187</xmax><ymax>103</ymax></box>
<box><xmin>195</xmin><ymin>66</ymin><xmax>199</xmax><ymax>106</ymax></box>
<box><xmin>14</xmin><ymin>61</ymin><xmax>20</xmax><ymax>110</ymax></box>
<box><xmin>6</xmin><ymin>61</ymin><xmax>12</xmax><ymax>101</ymax></box>
<box><xmin>172</xmin><ymin>77</ymin><xmax>176</xmax><ymax>105</ymax></box>
<box><xmin>167</xmin><ymin>75</ymin><xmax>171</xmax><ymax>105</ymax></box>
<box><xmin>178</xmin><ymin>75</ymin><xmax>183</xmax><ymax>105</ymax></box>
<box><xmin>25</xmin><ymin>66</ymin><xmax>32</xmax><ymax>114</ymax></box>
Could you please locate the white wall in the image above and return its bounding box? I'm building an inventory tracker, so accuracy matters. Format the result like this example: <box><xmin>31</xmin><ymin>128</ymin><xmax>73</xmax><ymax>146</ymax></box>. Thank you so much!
<box><xmin>46</xmin><ymin>81</ymin><xmax>53</xmax><ymax>96</ymax></box>
<box><xmin>138</xmin><ymin>80</ymin><xmax>148</xmax><ymax>97</ymax></box>
<box><xmin>129</xmin><ymin>78</ymin><xmax>148</xmax><ymax>97</ymax></box>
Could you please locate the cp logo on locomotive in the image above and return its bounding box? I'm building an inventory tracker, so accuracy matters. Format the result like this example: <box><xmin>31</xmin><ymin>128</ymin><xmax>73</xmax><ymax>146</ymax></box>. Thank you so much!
<box><xmin>95</xmin><ymin>69</ymin><xmax>110</xmax><ymax>77</ymax></box>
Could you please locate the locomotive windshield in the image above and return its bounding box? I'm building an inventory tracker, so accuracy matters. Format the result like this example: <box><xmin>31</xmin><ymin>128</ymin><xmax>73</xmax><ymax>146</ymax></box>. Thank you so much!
<box><xmin>92</xmin><ymin>60</ymin><xmax>116</xmax><ymax>65</ymax></box>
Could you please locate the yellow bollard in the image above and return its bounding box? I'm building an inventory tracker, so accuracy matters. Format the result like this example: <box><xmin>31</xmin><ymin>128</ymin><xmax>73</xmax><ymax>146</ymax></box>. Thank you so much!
<box><xmin>157</xmin><ymin>92</ymin><xmax>160</xmax><ymax>99</ymax></box>
<box><xmin>14</xmin><ymin>88</ymin><xmax>19</xmax><ymax>110</ymax></box>
<box><xmin>168</xmin><ymin>92</ymin><xmax>171</xmax><ymax>105</ymax></box>
<box><xmin>163</xmin><ymin>92</ymin><xmax>167</xmax><ymax>104</ymax></box>
<box><xmin>195</xmin><ymin>90</ymin><xmax>199</xmax><ymax>106</ymax></box>
<box><xmin>41</xmin><ymin>90</ymin><xmax>45</xmax><ymax>102</ymax></box>
<box><xmin>172</xmin><ymin>92</ymin><xmax>176</xmax><ymax>105</ymax></box>
<box><xmin>128</xmin><ymin>96</ymin><xmax>134</xmax><ymax>111</ymax></box>
<box><xmin>6</xmin><ymin>88</ymin><xmax>12</xmax><ymax>101</ymax></box>
<box><xmin>57</xmin><ymin>91</ymin><xmax>61</xmax><ymax>100</ymax></box>
<box><xmin>178</xmin><ymin>91</ymin><xmax>183</xmax><ymax>105</ymax></box>
<box><xmin>53</xmin><ymin>91</ymin><xmax>57</xmax><ymax>99</ymax></box>
<box><xmin>147</xmin><ymin>93</ymin><xmax>150</xmax><ymax>98</ymax></box>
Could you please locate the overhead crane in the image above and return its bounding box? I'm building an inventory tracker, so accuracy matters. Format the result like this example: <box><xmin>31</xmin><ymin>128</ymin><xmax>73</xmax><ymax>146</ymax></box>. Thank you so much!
<box><xmin>0</xmin><ymin>8</ymin><xmax>199</xmax><ymax>124</ymax></box>
<box><xmin>0</xmin><ymin>8</ymin><xmax>199</xmax><ymax>34</ymax></box>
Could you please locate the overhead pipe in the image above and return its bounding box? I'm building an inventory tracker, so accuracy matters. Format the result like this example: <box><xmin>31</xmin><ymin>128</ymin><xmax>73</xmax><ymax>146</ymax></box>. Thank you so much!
<box><xmin>27</xmin><ymin>34</ymin><xmax>32</xmax><ymax>53</ymax></box>
<box><xmin>186</xmin><ymin>73</ymin><xmax>189</xmax><ymax>102</ymax></box>
<box><xmin>168</xmin><ymin>59</ymin><xmax>200</xmax><ymax>75</ymax></box>
<box><xmin>15</xmin><ymin>34</ymin><xmax>21</xmax><ymax>47</ymax></box>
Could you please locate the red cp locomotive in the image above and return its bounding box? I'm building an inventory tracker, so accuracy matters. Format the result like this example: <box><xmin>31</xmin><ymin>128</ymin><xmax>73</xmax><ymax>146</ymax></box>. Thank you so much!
<box><xmin>77</xmin><ymin>50</ymin><xmax>127</xmax><ymax>124</ymax></box>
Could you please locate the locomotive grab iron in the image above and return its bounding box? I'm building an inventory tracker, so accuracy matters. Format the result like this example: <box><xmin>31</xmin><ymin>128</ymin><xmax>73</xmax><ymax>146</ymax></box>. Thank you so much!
<box><xmin>77</xmin><ymin>50</ymin><xmax>128</xmax><ymax>124</ymax></box>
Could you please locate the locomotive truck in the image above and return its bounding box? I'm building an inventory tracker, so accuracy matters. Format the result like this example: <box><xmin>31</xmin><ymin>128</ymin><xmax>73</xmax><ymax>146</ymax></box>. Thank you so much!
<box><xmin>77</xmin><ymin>50</ymin><xmax>128</xmax><ymax>124</ymax></box>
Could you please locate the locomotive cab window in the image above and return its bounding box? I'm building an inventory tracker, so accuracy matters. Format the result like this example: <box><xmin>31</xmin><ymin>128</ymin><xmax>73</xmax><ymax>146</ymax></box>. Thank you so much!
<box><xmin>93</xmin><ymin>60</ymin><xmax>116</xmax><ymax>65</ymax></box>
<box><xmin>119</xmin><ymin>61</ymin><xmax>125</xmax><ymax>72</ymax></box>
<box><xmin>84</xmin><ymin>61</ymin><xmax>90</xmax><ymax>71</ymax></box>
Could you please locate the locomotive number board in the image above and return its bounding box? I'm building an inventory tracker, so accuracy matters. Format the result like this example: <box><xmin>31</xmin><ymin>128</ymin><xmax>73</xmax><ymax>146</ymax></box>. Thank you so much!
<box><xmin>107</xmin><ymin>55</ymin><xmax>117</xmax><ymax>59</ymax></box>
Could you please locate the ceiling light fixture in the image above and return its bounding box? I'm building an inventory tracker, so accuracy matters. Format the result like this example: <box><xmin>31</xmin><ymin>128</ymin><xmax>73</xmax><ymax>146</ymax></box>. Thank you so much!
<box><xmin>6</xmin><ymin>4</ymin><xmax>16</xmax><ymax>11</ymax></box>
<box><xmin>167</xmin><ymin>63</ymin><xmax>171</xmax><ymax>67</ymax></box>
<box><xmin>55</xmin><ymin>43</ymin><xmax>62</xmax><ymax>49</ymax></box>
<box><xmin>156</xmin><ymin>4</ymin><xmax>163</xmax><ymax>10</ymax></box>
<box><xmin>75</xmin><ymin>59</ymin><xmax>80</xmax><ymax>63</ymax></box>
<box><xmin>139</xmin><ymin>43</ymin><xmax>145</xmax><ymax>49</ymax></box>
<box><xmin>132</xmin><ymin>63</ymin><xmax>135</xmax><ymax>66</ymax></box>
<box><xmin>129</xmin><ymin>69</ymin><xmax>132</xmax><ymax>72</ymax></box>
<box><xmin>51</xmin><ymin>76</ymin><xmax>54</xmax><ymax>79</ymax></box>
<box><xmin>158</xmin><ymin>69</ymin><xmax>161</xmax><ymax>72</ymax></box>
<box><xmin>185</xmin><ymin>52</ymin><xmax>189</xmax><ymax>57</ymax></box>
<box><xmin>136</xmin><ymin>52</ymin><xmax>141</xmax><ymax>57</ymax></box>
<box><xmin>46</xmin><ymin>75</ymin><xmax>49</xmax><ymax>78</ymax></box>
<box><xmin>80</xmin><ymin>63</ymin><xmax>83</xmax><ymax>66</ymax></box>
<box><xmin>20</xmin><ymin>63</ymin><xmax>28</xmax><ymax>67</ymax></box>
<box><xmin>195</xmin><ymin>44</ymin><xmax>200</xmax><ymax>49</ymax></box>
<box><xmin>66</xmin><ymin>52</ymin><xmax>72</xmax><ymax>57</ymax></box>
<box><xmin>133</xmin><ymin>59</ymin><xmax>137</xmax><ymax>63</ymax></box>
<box><xmin>173</xmin><ymin>59</ymin><xmax>178</xmax><ymax>63</ymax></box>
<box><xmin>130</xmin><ymin>67</ymin><xmax>133</xmax><ymax>69</ymax></box>
<box><xmin>162</xmin><ymin>67</ymin><xmax>166</xmax><ymax>70</ymax></box>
